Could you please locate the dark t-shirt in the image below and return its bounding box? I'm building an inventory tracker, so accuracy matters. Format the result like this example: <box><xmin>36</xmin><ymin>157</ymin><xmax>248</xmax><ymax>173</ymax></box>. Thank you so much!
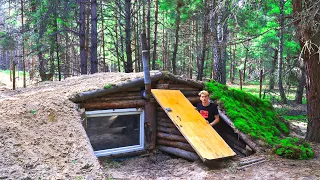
<box><xmin>197</xmin><ymin>102</ymin><xmax>219</xmax><ymax>123</ymax></box>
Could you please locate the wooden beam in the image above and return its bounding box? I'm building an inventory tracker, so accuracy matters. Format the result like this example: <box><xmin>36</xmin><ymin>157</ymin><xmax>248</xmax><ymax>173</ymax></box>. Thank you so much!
<box><xmin>145</xmin><ymin>100</ymin><xmax>156</xmax><ymax>150</ymax></box>
<box><xmin>156</xmin><ymin>132</ymin><xmax>188</xmax><ymax>143</ymax></box>
<box><xmin>157</xmin><ymin>126</ymin><xmax>182</xmax><ymax>135</ymax></box>
<box><xmin>70</xmin><ymin>72</ymin><xmax>164</xmax><ymax>102</ymax></box>
<box><xmin>158</xmin><ymin>146</ymin><xmax>199</xmax><ymax>161</ymax></box>
<box><xmin>82</xmin><ymin>99</ymin><xmax>145</xmax><ymax>110</ymax></box>
<box><xmin>157</xmin><ymin>139</ymin><xmax>195</xmax><ymax>152</ymax></box>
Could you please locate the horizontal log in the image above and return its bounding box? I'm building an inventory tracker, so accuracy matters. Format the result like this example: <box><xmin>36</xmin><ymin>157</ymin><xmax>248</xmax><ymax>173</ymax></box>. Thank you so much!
<box><xmin>157</xmin><ymin>126</ymin><xmax>181</xmax><ymax>136</ymax></box>
<box><xmin>70</xmin><ymin>72</ymin><xmax>164</xmax><ymax>102</ymax></box>
<box><xmin>102</xmin><ymin>91</ymin><xmax>142</xmax><ymax>98</ymax></box>
<box><xmin>157</xmin><ymin>118</ymin><xmax>173</xmax><ymax>124</ymax></box>
<box><xmin>158</xmin><ymin>146</ymin><xmax>199</xmax><ymax>161</ymax></box>
<box><xmin>162</xmin><ymin>73</ymin><xmax>204</xmax><ymax>89</ymax></box>
<box><xmin>157</xmin><ymin>111</ymin><xmax>168</xmax><ymax>117</ymax></box>
<box><xmin>156</xmin><ymin>132</ymin><xmax>188</xmax><ymax>143</ymax></box>
<box><xmin>237</xmin><ymin>160</ymin><xmax>267</xmax><ymax>170</ymax></box>
<box><xmin>181</xmin><ymin>90</ymin><xmax>201</xmax><ymax>97</ymax></box>
<box><xmin>156</xmin><ymin>84</ymin><xmax>169</xmax><ymax>89</ymax></box>
<box><xmin>81</xmin><ymin>99</ymin><xmax>145</xmax><ymax>110</ymax></box>
<box><xmin>168</xmin><ymin>84</ymin><xmax>201</xmax><ymax>91</ymax></box>
<box><xmin>87</xmin><ymin>95</ymin><xmax>143</xmax><ymax>102</ymax></box>
<box><xmin>157</xmin><ymin>139</ymin><xmax>195</xmax><ymax>152</ymax></box>
<box><xmin>157</xmin><ymin>121</ymin><xmax>176</xmax><ymax>128</ymax></box>
<box><xmin>239</xmin><ymin>157</ymin><xmax>265</xmax><ymax>166</ymax></box>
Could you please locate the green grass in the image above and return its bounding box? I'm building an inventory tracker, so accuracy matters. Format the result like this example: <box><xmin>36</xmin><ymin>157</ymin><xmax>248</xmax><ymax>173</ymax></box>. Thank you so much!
<box><xmin>231</xmin><ymin>85</ymin><xmax>307</xmax><ymax>104</ymax></box>
<box><xmin>206</xmin><ymin>80</ymin><xmax>313</xmax><ymax>160</ymax></box>
<box><xmin>0</xmin><ymin>69</ymin><xmax>29</xmax><ymax>77</ymax></box>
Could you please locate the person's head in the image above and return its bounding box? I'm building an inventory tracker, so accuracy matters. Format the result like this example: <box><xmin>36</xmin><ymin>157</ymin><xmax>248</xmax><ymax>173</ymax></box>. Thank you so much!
<box><xmin>198</xmin><ymin>90</ymin><xmax>210</xmax><ymax>104</ymax></box>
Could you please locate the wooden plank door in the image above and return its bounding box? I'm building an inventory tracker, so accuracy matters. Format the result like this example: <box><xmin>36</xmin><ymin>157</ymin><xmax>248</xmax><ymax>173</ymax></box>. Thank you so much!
<box><xmin>152</xmin><ymin>89</ymin><xmax>236</xmax><ymax>161</ymax></box>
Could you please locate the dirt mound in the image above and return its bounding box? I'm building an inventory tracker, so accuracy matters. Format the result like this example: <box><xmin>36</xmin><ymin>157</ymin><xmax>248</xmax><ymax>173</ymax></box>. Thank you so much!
<box><xmin>0</xmin><ymin>72</ymin><xmax>158</xmax><ymax>179</ymax></box>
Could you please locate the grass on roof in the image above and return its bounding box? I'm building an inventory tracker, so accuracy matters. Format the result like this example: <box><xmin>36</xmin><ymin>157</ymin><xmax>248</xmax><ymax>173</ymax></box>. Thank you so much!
<box><xmin>206</xmin><ymin>80</ymin><xmax>313</xmax><ymax>160</ymax></box>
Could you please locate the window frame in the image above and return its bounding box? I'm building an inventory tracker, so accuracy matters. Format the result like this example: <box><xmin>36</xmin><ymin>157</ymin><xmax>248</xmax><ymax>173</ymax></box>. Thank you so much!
<box><xmin>85</xmin><ymin>108</ymin><xmax>145</xmax><ymax>157</ymax></box>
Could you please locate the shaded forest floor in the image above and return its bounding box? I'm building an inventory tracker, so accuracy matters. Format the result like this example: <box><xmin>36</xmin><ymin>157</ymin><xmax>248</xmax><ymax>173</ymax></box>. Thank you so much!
<box><xmin>1</xmin><ymin>73</ymin><xmax>319</xmax><ymax>179</ymax></box>
<box><xmin>101</xmin><ymin>143</ymin><xmax>320</xmax><ymax>179</ymax></box>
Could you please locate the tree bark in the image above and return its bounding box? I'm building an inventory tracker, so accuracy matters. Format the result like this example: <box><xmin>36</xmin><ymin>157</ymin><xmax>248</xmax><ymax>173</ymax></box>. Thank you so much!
<box><xmin>292</xmin><ymin>0</ymin><xmax>320</xmax><ymax>142</ymax></box>
<box><xmin>197</xmin><ymin>0</ymin><xmax>208</xmax><ymax>81</ymax></box>
<box><xmin>269</xmin><ymin>49</ymin><xmax>278</xmax><ymax>90</ymax></box>
<box><xmin>79</xmin><ymin>0</ymin><xmax>87</xmax><ymax>74</ymax></box>
<box><xmin>157</xmin><ymin>132</ymin><xmax>188</xmax><ymax>143</ymax></box>
<box><xmin>90</xmin><ymin>0</ymin><xmax>98</xmax><ymax>73</ymax></box>
<box><xmin>152</xmin><ymin>0</ymin><xmax>159</xmax><ymax>70</ymax></box>
<box><xmin>21</xmin><ymin>0</ymin><xmax>26</xmax><ymax>87</ymax></box>
<box><xmin>100</xmin><ymin>0</ymin><xmax>106</xmax><ymax>72</ymax></box>
<box><xmin>171</xmin><ymin>0</ymin><xmax>182</xmax><ymax>75</ymax></box>
<box><xmin>295</xmin><ymin>61</ymin><xmax>306</xmax><ymax>104</ymax></box>
<box><xmin>278</xmin><ymin>0</ymin><xmax>287</xmax><ymax>104</ymax></box>
<box><xmin>124</xmin><ymin>0</ymin><xmax>133</xmax><ymax>72</ymax></box>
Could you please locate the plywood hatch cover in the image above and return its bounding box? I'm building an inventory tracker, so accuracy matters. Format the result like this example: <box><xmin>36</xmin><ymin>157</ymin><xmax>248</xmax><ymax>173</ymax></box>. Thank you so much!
<box><xmin>152</xmin><ymin>89</ymin><xmax>236</xmax><ymax>162</ymax></box>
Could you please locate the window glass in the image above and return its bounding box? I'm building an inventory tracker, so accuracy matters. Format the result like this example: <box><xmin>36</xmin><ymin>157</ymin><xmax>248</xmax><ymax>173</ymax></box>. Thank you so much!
<box><xmin>86</xmin><ymin>114</ymin><xmax>140</xmax><ymax>151</ymax></box>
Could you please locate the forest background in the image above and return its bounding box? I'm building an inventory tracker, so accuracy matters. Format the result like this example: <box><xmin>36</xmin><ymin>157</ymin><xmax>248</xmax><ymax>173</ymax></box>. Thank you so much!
<box><xmin>0</xmin><ymin>0</ymin><xmax>319</xmax><ymax>143</ymax></box>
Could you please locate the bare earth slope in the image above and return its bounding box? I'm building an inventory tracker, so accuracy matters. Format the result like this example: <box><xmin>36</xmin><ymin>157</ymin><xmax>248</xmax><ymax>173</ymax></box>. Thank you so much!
<box><xmin>0</xmin><ymin>72</ymin><xmax>154</xmax><ymax>179</ymax></box>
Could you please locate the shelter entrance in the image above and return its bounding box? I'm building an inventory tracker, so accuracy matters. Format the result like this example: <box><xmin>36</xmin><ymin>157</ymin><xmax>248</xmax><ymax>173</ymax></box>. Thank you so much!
<box><xmin>151</xmin><ymin>89</ymin><xmax>236</xmax><ymax>161</ymax></box>
<box><xmin>84</xmin><ymin>108</ymin><xmax>145</xmax><ymax>157</ymax></box>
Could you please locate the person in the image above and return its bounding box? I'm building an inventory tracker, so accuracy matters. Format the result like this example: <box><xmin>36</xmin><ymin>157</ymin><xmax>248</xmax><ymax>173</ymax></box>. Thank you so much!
<box><xmin>196</xmin><ymin>90</ymin><xmax>220</xmax><ymax>126</ymax></box>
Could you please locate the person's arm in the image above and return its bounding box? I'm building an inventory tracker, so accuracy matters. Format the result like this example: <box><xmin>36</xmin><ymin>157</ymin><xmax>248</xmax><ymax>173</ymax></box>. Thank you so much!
<box><xmin>210</xmin><ymin>114</ymin><xmax>219</xmax><ymax>126</ymax></box>
<box><xmin>209</xmin><ymin>103</ymin><xmax>219</xmax><ymax>126</ymax></box>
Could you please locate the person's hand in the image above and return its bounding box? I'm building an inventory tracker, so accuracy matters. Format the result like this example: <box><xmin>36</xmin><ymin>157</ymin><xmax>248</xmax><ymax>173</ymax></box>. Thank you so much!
<box><xmin>206</xmin><ymin>120</ymin><xmax>209</xmax><ymax>124</ymax></box>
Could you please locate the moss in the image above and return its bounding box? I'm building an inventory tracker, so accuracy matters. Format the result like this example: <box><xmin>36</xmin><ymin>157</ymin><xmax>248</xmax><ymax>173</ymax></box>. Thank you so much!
<box><xmin>205</xmin><ymin>80</ymin><xmax>313</xmax><ymax>160</ymax></box>
<box><xmin>273</xmin><ymin>137</ymin><xmax>314</xmax><ymax>159</ymax></box>
<box><xmin>104</xmin><ymin>84</ymin><xmax>114</xmax><ymax>89</ymax></box>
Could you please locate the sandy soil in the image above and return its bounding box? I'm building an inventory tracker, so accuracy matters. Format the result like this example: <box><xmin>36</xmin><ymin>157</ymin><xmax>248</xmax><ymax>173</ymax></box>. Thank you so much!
<box><xmin>0</xmin><ymin>72</ymin><xmax>160</xmax><ymax>179</ymax></box>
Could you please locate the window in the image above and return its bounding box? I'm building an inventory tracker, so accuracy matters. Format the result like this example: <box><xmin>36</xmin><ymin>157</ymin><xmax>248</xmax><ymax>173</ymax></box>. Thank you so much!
<box><xmin>85</xmin><ymin>108</ymin><xmax>144</xmax><ymax>157</ymax></box>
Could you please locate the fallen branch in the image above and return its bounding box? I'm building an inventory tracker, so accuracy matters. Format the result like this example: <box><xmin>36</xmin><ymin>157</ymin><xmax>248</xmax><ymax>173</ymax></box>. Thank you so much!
<box><xmin>237</xmin><ymin>159</ymin><xmax>267</xmax><ymax>170</ymax></box>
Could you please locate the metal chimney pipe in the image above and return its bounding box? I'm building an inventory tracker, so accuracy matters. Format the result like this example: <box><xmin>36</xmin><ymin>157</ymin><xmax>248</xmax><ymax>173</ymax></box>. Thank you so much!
<box><xmin>140</xmin><ymin>33</ymin><xmax>151</xmax><ymax>99</ymax></box>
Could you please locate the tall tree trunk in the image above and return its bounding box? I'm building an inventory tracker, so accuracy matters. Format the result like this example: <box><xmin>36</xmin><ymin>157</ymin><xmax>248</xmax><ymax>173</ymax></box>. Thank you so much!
<box><xmin>124</xmin><ymin>0</ymin><xmax>133</xmax><ymax>72</ymax></box>
<box><xmin>114</xmin><ymin>11</ymin><xmax>120</xmax><ymax>72</ymax></box>
<box><xmin>220</xmin><ymin>1</ymin><xmax>228</xmax><ymax>84</ymax></box>
<box><xmin>197</xmin><ymin>0</ymin><xmax>208</xmax><ymax>81</ymax></box>
<box><xmin>65</xmin><ymin>31</ymin><xmax>70</xmax><ymax>78</ymax></box>
<box><xmin>210</xmin><ymin>0</ymin><xmax>219</xmax><ymax>81</ymax></box>
<box><xmin>243</xmin><ymin>42</ymin><xmax>249</xmax><ymax>83</ymax></box>
<box><xmin>269</xmin><ymin>49</ymin><xmax>278</xmax><ymax>90</ymax></box>
<box><xmin>21</xmin><ymin>0</ymin><xmax>26</xmax><ymax>87</ymax></box>
<box><xmin>85</xmin><ymin>2</ymin><xmax>90</xmax><ymax>71</ymax></box>
<box><xmin>90</xmin><ymin>0</ymin><xmax>98</xmax><ymax>73</ymax></box>
<box><xmin>79</xmin><ymin>0</ymin><xmax>87</xmax><ymax>74</ymax></box>
<box><xmin>100</xmin><ymin>0</ymin><xmax>106</xmax><ymax>72</ymax></box>
<box><xmin>54</xmin><ymin>3</ymin><xmax>61</xmax><ymax>81</ymax></box>
<box><xmin>293</xmin><ymin>0</ymin><xmax>320</xmax><ymax>143</ymax></box>
<box><xmin>172</xmin><ymin>0</ymin><xmax>182</xmax><ymax>75</ymax></box>
<box><xmin>278</xmin><ymin>0</ymin><xmax>287</xmax><ymax>104</ymax></box>
<box><xmin>152</xmin><ymin>0</ymin><xmax>158</xmax><ymax>70</ymax></box>
<box><xmin>295</xmin><ymin>61</ymin><xmax>306</xmax><ymax>104</ymax></box>
<box><xmin>146</xmin><ymin>0</ymin><xmax>151</xmax><ymax>67</ymax></box>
